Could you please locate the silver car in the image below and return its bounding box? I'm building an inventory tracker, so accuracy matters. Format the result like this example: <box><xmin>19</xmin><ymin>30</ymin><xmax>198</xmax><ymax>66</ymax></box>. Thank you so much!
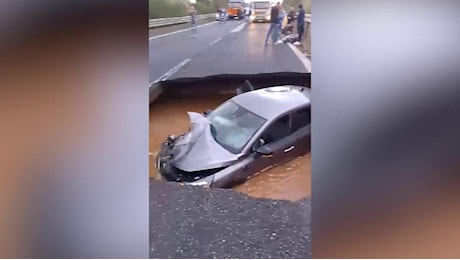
<box><xmin>215</xmin><ymin>9</ymin><xmax>228</xmax><ymax>21</ymax></box>
<box><xmin>156</xmin><ymin>83</ymin><xmax>311</xmax><ymax>188</ymax></box>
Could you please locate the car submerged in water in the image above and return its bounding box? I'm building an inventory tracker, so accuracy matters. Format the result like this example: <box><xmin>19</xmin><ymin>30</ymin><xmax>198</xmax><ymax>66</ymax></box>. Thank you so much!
<box><xmin>156</xmin><ymin>81</ymin><xmax>311</xmax><ymax>188</ymax></box>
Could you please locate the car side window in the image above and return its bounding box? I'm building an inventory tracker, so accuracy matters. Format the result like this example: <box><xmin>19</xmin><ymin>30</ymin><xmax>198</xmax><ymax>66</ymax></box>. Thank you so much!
<box><xmin>260</xmin><ymin>114</ymin><xmax>291</xmax><ymax>145</ymax></box>
<box><xmin>291</xmin><ymin>106</ymin><xmax>311</xmax><ymax>133</ymax></box>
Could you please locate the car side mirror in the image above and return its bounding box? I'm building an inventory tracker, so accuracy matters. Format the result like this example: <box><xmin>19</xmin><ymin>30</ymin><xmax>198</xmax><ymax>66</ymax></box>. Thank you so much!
<box><xmin>203</xmin><ymin>109</ymin><xmax>213</xmax><ymax>116</ymax></box>
<box><xmin>258</xmin><ymin>138</ymin><xmax>266</xmax><ymax>146</ymax></box>
<box><xmin>256</xmin><ymin>145</ymin><xmax>273</xmax><ymax>156</ymax></box>
<box><xmin>252</xmin><ymin>138</ymin><xmax>265</xmax><ymax>152</ymax></box>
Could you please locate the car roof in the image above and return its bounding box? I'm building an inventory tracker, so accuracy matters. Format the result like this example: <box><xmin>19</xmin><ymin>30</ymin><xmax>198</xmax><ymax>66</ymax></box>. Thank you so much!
<box><xmin>231</xmin><ymin>85</ymin><xmax>311</xmax><ymax>120</ymax></box>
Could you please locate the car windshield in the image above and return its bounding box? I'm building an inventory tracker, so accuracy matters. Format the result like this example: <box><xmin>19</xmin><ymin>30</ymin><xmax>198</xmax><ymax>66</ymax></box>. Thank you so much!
<box><xmin>207</xmin><ymin>100</ymin><xmax>266</xmax><ymax>154</ymax></box>
<box><xmin>253</xmin><ymin>2</ymin><xmax>270</xmax><ymax>9</ymax></box>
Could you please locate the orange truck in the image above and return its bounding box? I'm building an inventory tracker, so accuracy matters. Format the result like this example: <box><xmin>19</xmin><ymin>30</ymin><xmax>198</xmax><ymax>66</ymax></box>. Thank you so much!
<box><xmin>227</xmin><ymin>0</ymin><xmax>245</xmax><ymax>20</ymax></box>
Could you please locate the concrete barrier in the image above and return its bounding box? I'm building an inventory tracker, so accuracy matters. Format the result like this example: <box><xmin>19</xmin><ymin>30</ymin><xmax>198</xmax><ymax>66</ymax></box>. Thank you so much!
<box><xmin>302</xmin><ymin>15</ymin><xmax>311</xmax><ymax>57</ymax></box>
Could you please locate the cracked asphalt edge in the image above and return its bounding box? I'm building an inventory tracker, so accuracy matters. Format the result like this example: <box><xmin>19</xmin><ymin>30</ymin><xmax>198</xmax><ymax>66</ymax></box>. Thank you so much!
<box><xmin>150</xmin><ymin>180</ymin><xmax>311</xmax><ymax>259</ymax></box>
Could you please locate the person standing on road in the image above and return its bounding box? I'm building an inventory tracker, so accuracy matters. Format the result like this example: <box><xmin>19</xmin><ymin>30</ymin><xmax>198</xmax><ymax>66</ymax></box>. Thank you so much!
<box><xmin>264</xmin><ymin>2</ymin><xmax>281</xmax><ymax>45</ymax></box>
<box><xmin>189</xmin><ymin>5</ymin><xmax>198</xmax><ymax>36</ymax></box>
<box><xmin>293</xmin><ymin>4</ymin><xmax>305</xmax><ymax>46</ymax></box>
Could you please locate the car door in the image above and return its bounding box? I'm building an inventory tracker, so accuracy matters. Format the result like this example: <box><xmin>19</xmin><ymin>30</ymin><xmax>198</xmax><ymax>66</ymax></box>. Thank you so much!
<box><xmin>234</xmin><ymin>114</ymin><xmax>293</xmax><ymax>183</ymax></box>
<box><xmin>288</xmin><ymin>105</ymin><xmax>311</xmax><ymax>157</ymax></box>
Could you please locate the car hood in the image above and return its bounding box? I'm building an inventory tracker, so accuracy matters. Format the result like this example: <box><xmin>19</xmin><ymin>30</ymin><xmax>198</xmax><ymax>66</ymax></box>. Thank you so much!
<box><xmin>171</xmin><ymin>112</ymin><xmax>240</xmax><ymax>172</ymax></box>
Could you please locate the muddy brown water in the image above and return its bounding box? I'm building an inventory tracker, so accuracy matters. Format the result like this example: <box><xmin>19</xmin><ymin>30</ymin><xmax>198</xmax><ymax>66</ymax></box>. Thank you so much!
<box><xmin>149</xmin><ymin>93</ymin><xmax>311</xmax><ymax>201</ymax></box>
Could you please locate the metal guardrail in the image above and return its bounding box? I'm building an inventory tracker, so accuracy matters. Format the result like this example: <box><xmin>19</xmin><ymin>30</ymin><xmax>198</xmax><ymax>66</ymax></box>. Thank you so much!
<box><xmin>149</xmin><ymin>14</ymin><xmax>215</xmax><ymax>28</ymax></box>
<box><xmin>149</xmin><ymin>13</ymin><xmax>308</xmax><ymax>28</ymax></box>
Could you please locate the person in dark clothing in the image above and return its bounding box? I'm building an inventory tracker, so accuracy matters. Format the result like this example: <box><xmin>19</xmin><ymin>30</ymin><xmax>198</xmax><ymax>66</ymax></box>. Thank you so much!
<box><xmin>287</xmin><ymin>6</ymin><xmax>296</xmax><ymax>24</ymax></box>
<box><xmin>270</xmin><ymin>3</ymin><xmax>280</xmax><ymax>23</ymax></box>
<box><xmin>264</xmin><ymin>2</ymin><xmax>281</xmax><ymax>45</ymax></box>
<box><xmin>294</xmin><ymin>4</ymin><xmax>305</xmax><ymax>45</ymax></box>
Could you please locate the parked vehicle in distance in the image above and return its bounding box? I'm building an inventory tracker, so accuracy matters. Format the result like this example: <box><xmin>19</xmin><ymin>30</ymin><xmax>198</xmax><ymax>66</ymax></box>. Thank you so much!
<box><xmin>156</xmin><ymin>81</ymin><xmax>311</xmax><ymax>188</ymax></box>
<box><xmin>227</xmin><ymin>0</ymin><xmax>245</xmax><ymax>20</ymax></box>
<box><xmin>249</xmin><ymin>0</ymin><xmax>271</xmax><ymax>22</ymax></box>
<box><xmin>215</xmin><ymin>8</ymin><xmax>228</xmax><ymax>21</ymax></box>
<box><xmin>245</xmin><ymin>5</ymin><xmax>251</xmax><ymax>16</ymax></box>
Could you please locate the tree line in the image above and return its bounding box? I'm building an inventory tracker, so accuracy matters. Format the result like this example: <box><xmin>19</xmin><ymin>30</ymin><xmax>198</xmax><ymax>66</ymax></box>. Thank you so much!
<box><xmin>150</xmin><ymin>0</ymin><xmax>218</xmax><ymax>19</ymax></box>
<box><xmin>282</xmin><ymin>0</ymin><xmax>311</xmax><ymax>13</ymax></box>
<box><xmin>149</xmin><ymin>0</ymin><xmax>310</xmax><ymax>19</ymax></box>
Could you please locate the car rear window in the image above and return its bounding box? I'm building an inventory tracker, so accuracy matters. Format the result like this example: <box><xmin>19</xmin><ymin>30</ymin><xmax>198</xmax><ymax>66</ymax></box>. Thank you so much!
<box><xmin>291</xmin><ymin>106</ymin><xmax>311</xmax><ymax>133</ymax></box>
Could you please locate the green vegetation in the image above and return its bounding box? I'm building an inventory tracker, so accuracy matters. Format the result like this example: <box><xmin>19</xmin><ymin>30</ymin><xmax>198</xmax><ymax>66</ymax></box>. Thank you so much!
<box><xmin>149</xmin><ymin>0</ymin><xmax>309</xmax><ymax>19</ymax></box>
<box><xmin>195</xmin><ymin>1</ymin><xmax>214</xmax><ymax>14</ymax></box>
<box><xmin>212</xmin><ymin>0</ymin><xmax>228</xmax><ymax>10</ymax></box>
<box><xmin>149</xmin><ymin>0</ymin><xmax>216</xmax><ymax>19</ymax></box>
<box><xmin>149</xmin><ymin>0</ymin><xmax>187</xmax><ymax>18</ymax></box>
<box><xmin>282</xmin><ymin>0</ymin><xmax>311</xmax><ymax>14</ymax></box>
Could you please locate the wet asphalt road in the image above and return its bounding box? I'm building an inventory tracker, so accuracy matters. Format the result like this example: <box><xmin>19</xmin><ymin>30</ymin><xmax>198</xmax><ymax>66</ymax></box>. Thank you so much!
<box><xmin>150</xmin><ymin>180</ymin><xmax>311</xmax><ymax>258</ymax></box>
<box><xmin>149</xmin><ymin>19</ymin><xmax>308</xmax><ymax>84</ymax></box>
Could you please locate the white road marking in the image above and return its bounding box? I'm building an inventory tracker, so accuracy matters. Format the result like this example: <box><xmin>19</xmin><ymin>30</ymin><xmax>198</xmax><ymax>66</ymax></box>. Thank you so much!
<box><xmin>209</xmin><ymin>37</ymin><xmax>222</xmax><ymax>46</ymax></box>
<box><xmin>287</xmin><ymin>43</ymin><xmax>311</xmax><ymax>73</ymax></box>
<box><xmin>230</xmin><ymin>22</ymin><xmax>246</xmax><ymax>33</ymax></box>
<box><xmin>149</xmin><ymin>59</ymin><xmax>191</xmax><ymax>86</ymax></box>
<box><xmin>149</xmin><ymin>21</ymin><xmax>217</xmax><ymax>40</ymax></box>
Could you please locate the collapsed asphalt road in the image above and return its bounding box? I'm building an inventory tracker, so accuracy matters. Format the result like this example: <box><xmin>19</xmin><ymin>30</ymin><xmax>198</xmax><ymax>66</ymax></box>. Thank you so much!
<box><xmin>150</xmin><ymin>180</ymin><xmax>311</xmax><ymax>258</ymax></box>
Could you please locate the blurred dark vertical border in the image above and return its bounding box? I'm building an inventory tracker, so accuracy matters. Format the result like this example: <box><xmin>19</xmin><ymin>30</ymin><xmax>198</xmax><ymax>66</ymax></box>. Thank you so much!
<box><xmin>0</xmin><ymin>0</ymin><xmax>148</xmax><ymax>258</ymax></box>
<box><xmin>312</xmin><ymin>0</ymin><xmax>460</xmax><ymax>258</ymax></box>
